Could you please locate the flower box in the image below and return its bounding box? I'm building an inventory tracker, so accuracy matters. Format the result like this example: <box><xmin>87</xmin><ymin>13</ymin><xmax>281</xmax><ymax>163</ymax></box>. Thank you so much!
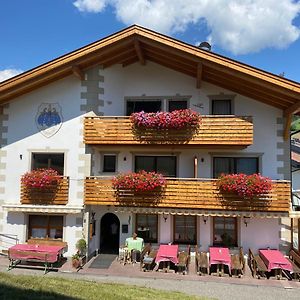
<box><xmin>21</xmin><ymin>168</ymin><xmax>61</xmax><ymax>189</ymax></box>
<box><xmin>130</xmin><ymin>109</ymin><xmax>201</xmax><ymax>130</ymax></box>
<box><xmin>112</xmin><ymin>171</ymin><xmax>166</xmax><ymax>192</ymax></box>
<box><xmin>217</xmin><ymin>173</ymin><xmax>272</xmax><ymax>198</ymax></box>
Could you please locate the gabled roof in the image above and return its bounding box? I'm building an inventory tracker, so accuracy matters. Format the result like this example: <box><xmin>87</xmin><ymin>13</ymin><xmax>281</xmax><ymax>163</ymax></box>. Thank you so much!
<box><xmin>1</xmin><ymin>25</ymin><xmax>300</xmax><ymax>115</ymax></box>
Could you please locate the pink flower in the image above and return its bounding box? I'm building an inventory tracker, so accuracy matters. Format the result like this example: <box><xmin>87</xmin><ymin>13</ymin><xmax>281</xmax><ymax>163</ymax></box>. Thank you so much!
<box><xmin>21</xmin><ymin>168</ymin><xmax>61</xmax><ymax>189</ymax></box>
<box><xmin>112</xmin><ymin>171</ymin><xmax>166</xmax><ymax>192</ymax></box>
<box><xmin>130</xmin><ymin>109</ymin><xmax>201</xmax><ymax>130</ymax></box>
<box><xmin>217</xmin><ymin>173</ymin><xmax>272</xmax><ymax>197</ymax></box>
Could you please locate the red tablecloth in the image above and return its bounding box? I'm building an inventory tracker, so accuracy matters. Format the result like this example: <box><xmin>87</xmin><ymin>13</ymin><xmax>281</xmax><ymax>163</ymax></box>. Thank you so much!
<box><xmin>9</xmin><ymin>244</ymin><xmax>64</xmax><ymax>263</ymax></box>
<box><xmin>155</xmin><ymin>245</ymin><xmax>179</xmax><ymax>264</ymax></box>
<box><xmin>259</xmin><ymin>249</ymin><xmax>292</xmax><ymax>272</ymax></box>
<box><xmin>209</xmin><ymin>247</ymin><xmax>231</xmax><ymax>269</ymax></box>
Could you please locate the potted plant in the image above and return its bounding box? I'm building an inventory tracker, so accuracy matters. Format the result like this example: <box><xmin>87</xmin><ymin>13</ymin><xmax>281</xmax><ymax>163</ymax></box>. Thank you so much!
<box><xmin>112</xmin><ymin>171</ymin><xmax>166</xmax><ymax>192</ymax></box>
<box><xmin>130</xmin><ymin>109</ymin><xmax>201</xmax><ymax>130</ymax></box>
<box><xmin>21</xmin><ymin>168</ymin><xmax>61</xmax><ymax>189</ymax></box>
<box><xmin>72</xmin><ymin>239</ymin><xmax>87</xmax><ymax>269</ymax></box>
<box><xmin>217</xmin><ymin>173</ymin><xmax>272</xmax><ymax>198</ymax></box>
<box><xmin>71</xmin><ymin>252</ymin><xmax>81</xmax><ymax>269</ymax></box>
<box><xmin>76</xmin><ymin>238</ymin><xmax>87</xmax><ymax>256</ymax></box>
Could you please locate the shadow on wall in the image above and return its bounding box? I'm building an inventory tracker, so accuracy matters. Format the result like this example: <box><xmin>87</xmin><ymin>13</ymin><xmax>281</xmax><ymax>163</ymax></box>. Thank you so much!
<box><xmin>7</xmin><ymin>212</ymin><xmax>25</xmax><ymax>226</ymax></box>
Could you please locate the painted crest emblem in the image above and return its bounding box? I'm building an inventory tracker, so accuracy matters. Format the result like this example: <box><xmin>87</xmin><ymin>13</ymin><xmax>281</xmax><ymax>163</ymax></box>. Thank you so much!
<box><xmin>36</xmin><ymin>103</ymin><xmax>63</xmax><ymax>138</ymax></box>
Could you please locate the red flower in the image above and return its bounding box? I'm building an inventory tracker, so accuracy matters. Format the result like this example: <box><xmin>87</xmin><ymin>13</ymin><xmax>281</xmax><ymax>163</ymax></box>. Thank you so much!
<box><xmin>130</xmin><ymin>109</ymin><xmax>201</xmax><ymax>130</ymax></box>
<box><xmin>112</xmin><ymin>171</ymin><xmax>166</xmax><ymax>192</ymax></box>
<box><xmin>217</xmin><ymin>173</ymin><xmax>272</xmax><ymax>197</ymax></box>
<box><xmin>21</xmin><ymin>169</ymin><xmax>61</xmax><ymax>189</ymax></box>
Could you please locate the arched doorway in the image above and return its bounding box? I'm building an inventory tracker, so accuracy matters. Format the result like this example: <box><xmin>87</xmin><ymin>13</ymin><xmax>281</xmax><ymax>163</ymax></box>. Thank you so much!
<box><xmin>100</xmin><ymin>213</ymin><xmax>120</xmax><ymax>254</ymax></box>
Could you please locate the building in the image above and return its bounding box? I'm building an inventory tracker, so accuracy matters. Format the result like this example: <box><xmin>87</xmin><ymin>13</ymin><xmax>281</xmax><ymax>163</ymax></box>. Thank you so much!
<box><xmin>1</xmin><ymin>25</ymin><xmax>300</xmax><ymax>258</ymax></box>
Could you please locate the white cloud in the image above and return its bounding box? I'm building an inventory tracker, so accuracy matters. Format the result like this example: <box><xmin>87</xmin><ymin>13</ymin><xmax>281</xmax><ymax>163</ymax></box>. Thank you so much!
<box><xmin>0</xmin><ymin>69</ymin><xmax>23</xmax><ymax>82</ymax></box>
<box><xmin>73</xmin><ymin>0</ymin><xmax>107</xmax><ymax>13</ymax></box>
<box><xmin>73</xmin><ymin>0</ymin><xmax>300</xmax><ymax>55</ymax></box>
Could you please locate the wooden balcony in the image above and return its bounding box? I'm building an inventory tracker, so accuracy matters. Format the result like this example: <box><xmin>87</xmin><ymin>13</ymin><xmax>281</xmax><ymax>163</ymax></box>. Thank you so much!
<box><xmin>84</xmin><ymin>177</ymin><xmax>290</xmax><ymax>213</ymax></box>
<box><xmin>84</xmin><ymin>116</ymin><xmax>253</xmax><ymax>148</ymax></box>
<box><xmin>20</xmin><ymin>177</ymin><xmax>69</xmax><ymax>205</ymax></box>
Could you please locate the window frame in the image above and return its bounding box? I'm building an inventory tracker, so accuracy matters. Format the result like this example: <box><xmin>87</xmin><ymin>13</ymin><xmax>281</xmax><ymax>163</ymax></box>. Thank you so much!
<box><xmin>208</xmin><ymin>94</ymin><xmax>236</xmax><ymax>115</ymax></box>
<box><xmin>212</xmin><ymin>217</ymin><xmax>238</xmax><ymax>248</ymax></box>
<box><xmin>28</xmin><ymin>214</ymin><xmax>64</xmax><ymax>240</ymax></box>
<box><xmin>173</xmin><ymin>215</ymin><xmax>197</xmax><ymax>245</ymax></box>
<box><xmin>135</xmin><ymin>214</ymin><xmax>158</xmax><ymax>243</ymax></box>
<box><xmin>212</xmin><ymin>156</ymin><xmax>260</xmax><ymax>178</ymax></box>
<box><xmin>134</xmin><ymin>155</ymin><xmax>177</xmax><ymax>177</ymax></box>
<box><xmin>211</xmin><ymin>99</ymin><xmax>232</xmax><ymax>115</ymax></box>
<box><xmin>102</xmin><ymin>154</ymin><xmax>117</xmax><ymax>173</ymax></box>
<box><xmin>124</xmin><ymin>96</ymin><xmax>191</xmax><ymax>115</ymax></box>
<box><xmin>31</xmin><ymin>152</ymin><xmax>65</xmax><ymax>175</ymax></box>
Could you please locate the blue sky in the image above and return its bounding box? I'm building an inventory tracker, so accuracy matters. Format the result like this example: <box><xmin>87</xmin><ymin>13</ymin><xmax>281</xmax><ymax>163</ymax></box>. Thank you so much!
<box><xmin>1</xmin><ymin>0</ymin><xmax>300</xmax><ymax>83</ymax></box>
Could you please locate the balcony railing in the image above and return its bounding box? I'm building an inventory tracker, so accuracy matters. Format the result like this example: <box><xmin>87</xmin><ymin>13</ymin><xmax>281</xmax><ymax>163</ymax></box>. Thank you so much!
<box><xmin>84</xmin><ymin>177</ymin><xmax>290</xmax><ymax>213</ymax></box>
<box><xmin>84</xmin><ymin>116</ymin><xmax>253</xmax><ymax>147</ymax></box>
<box><xmin>20</xmin><ymin>177</ymin><xmax>69</xmax><ymax>205</ymax></box>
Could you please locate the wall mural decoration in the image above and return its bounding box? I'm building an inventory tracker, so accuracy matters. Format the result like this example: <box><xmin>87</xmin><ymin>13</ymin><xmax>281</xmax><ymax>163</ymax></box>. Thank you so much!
<box><xmin>36</xmin><ymin>103</ymin><xmax>63</xmax><ymax>138</ymax></box>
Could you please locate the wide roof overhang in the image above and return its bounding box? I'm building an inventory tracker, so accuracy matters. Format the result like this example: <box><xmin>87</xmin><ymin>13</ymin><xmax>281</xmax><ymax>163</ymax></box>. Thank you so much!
<box><xmin>0</xmin><ymin>25</ymin><xmax>299</xmax><ymax>117</ymax></box>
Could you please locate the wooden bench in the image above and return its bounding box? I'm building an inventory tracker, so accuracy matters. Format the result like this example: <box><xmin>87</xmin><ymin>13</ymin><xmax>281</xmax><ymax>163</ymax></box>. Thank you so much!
<box><xmin>195</xmin><ymin>249</ymin><xmax>209</xmax><ymax>275</ymax></box>
<box><xmin>288</xmin><ymin>249</ymin><xmax>300</xmax><ymax>281</ymax></box>
<box><xmin>231</xmin><ymin>247</ymin><xmax>245</xmax><ymax>278</ymax></box>
<box><xmin>27</xmin><ymin>239</ymin><xmax>67</xmax><ymax>249</ymax></box>
<box><xmin>248</xmin><ymin>249</ymin><xmax>267</xmax><ymax>279</ymax></box>
<box><xmin>8</xmin><ymin>249</ymin><xmax>51</xmax><ymax>274</ymax></box>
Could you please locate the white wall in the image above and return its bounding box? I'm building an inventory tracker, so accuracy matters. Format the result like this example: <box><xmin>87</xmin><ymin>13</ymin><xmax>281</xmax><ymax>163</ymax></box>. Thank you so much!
<box><xmin>1</xmin><ymin>60</ymin><xmax>286</xmax><ymax>256</ymax></box>
<box><xmin>240</xmin><ymin>217</ymin><xmax>281</xmax><ymax>252</ymax></box>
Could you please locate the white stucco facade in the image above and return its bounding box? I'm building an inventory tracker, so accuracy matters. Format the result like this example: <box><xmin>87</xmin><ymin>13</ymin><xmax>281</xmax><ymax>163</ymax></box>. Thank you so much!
<box><xmin>0</xmin><ymin>60</ymin><xmax>291</xmax><ymax>258</ymax></box>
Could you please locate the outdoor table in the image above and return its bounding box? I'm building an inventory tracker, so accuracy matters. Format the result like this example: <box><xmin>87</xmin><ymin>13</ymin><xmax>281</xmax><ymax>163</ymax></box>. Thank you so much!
<box><xmin>155</xmin><ymin>244</ymin><xmax>179</xmax><ymax>272</ymax></box>
<box><xmin>259</xmin><ymin>249</ymin><xmax>292</xmax><ymax>278</ymax></box>
<box><xmin>209</xmin><ymin>247</ymin><xmax>231</xmax><ymax>276</ymax></box>
<box><xmin>8</xmin><ymin>243</ymin><xmax>64</xmax><ymax>273</ymax></box>
<box><xmin>125</xmin><ymin>237</ymin><xmax>144</xmax><ymax>263</ymax></box>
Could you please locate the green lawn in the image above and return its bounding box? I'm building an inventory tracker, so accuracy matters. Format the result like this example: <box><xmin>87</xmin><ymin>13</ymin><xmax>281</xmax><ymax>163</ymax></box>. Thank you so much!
<box><xmin>0</xmin><ymin>272</ymin><xmax>210</xmax><ymax>300</ymax></box>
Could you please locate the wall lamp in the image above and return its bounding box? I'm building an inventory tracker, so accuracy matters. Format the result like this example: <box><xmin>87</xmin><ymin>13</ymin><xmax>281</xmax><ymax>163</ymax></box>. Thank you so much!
<box><xmin>163</xmin><ymin>214</ymin><xmax>168</xmax><ymax>222</ymax></box>
<box><xmin>203</xmin><ymin>216</ymin><xmax>208</xmax><ymax>225</ymax></box>
<box><xmin>128</xmin><ymin>216</ymin><xmax>131</xmax><ymax>225</ymax></box>
<box><xmin>243</xmin><ymin>216</ymin><xmax>250</xmax><ymax>227</ymax></box>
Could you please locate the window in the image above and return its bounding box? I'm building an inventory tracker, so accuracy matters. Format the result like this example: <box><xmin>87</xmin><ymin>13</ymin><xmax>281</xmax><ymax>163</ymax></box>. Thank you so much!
<box><xmin>174</xmin><ymin>215</ymin><xmax>197</xmax><ymax>244</ymax></box>
<box><xmin>168</xmin><ymin>100</ymin><xmax>188</xmax><ymax>112</ymax></box>
<box><xmin>126</xmin><ymin>100</ymin><xmax>162</xmax><ymax>115</ymax></box>
<box><xmin>32</xmin><ymin>153</ymin><xmax>64</xmax><ymax>175</ymax></box>
<box><xmin>103</xmin><ymin>154</ymin><xmax>116</xmax><ymax>172</ymax></box>
<box><xmin>213</xmin><ymin>157</ymin><xmax>259</xmax><ymax>178</ymax></box>
<box><xmin>135</xmin><ymin>156</ymin><xmax>177</xmax><ymax>177</ymax></box>
<box><xmin>211</xmin><ymin>99</ymin><xmax>232</xmax><ymax>115</ymax></box>
<box><xmin>213</xmin><ymin>217</ymin><xmax>237</xmax><ymax>247</ymax></box>
<box><xmin>28</xmin><ymin>215</ymin><xmax>63</xmax><ymax>240</ymax></box>
<box><xmin>136</xmin><ymin>214</ymin><xmax>158</xmax><ymax>243</ymax></box>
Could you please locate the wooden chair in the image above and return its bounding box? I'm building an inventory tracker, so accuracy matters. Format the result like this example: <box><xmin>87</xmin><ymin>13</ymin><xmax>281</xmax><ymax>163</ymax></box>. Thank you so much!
<box><xmin>195</xmin><ymin>247</ymin><xmax>209</xmax><ymax>275</ymax></box>
<box><xmin>248</xmin><ymin>248</ymin><xmax>267</xmax><ymax>279</ymax></box>
<box><xmin>176</xmin><ymin>245</ymin><xmax>190</xmax><ymax>275</ymax></box>
<box><xmin>230</xmin><ymin>247</ymin><xmax>245</xmax><ymax>278</ymax></box>
<box><xmin>141</xmin><ymin>248</ymin><xmax>157</xmax><ymax>271</ymax></box>
<box><xmin>287</xmin><ymin>249</ymin><xmax>300</xmax><ymax>281</ymax></box>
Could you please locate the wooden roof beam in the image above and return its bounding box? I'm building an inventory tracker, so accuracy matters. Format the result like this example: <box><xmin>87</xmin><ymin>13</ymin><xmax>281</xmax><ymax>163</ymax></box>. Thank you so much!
<box><xmin>284</xmin><ymin>113</ymin><xmax>292</xmax><ymax>141</ymax></box>
<box><xmin>284</xmin><ymin>101</ymin><xmax>300</xmax><ymax>116</ymax></box>
<box><xmin>72</xmin><ymin>65</ymin><xmax>85</xmax><ymax>81</ymax></box>
<box><xmin>196</xmin><ymin>63</ymin><xmax>202</xmax><ymax>89</ymax></box>
<box><xmin>134</xmin><ymin>39</ymin><xmax>145</xmax><ymax>65</ymax></box>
